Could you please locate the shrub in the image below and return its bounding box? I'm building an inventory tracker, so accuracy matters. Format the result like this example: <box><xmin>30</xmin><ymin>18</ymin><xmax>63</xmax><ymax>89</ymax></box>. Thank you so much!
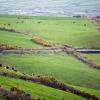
<box><xmin>21</xmin><ymin>21</ymin><xmax>24</xmax><ymax>23</ymax></box>
<box><xmin>32</xmin><ymin>36</ymin><xmax>52</xmax><ymax>47</ymax></box>
<box><xmin>84</xmin><ymin>24</ymin><xmax>86</xmax><ymax>26</ymax></box>
<box><xmin>37</xmin><ymin>21</ymin><xmax>41</xmax><ymax>24</ymax></box>
<box><xmin>0</xmin><ymin>86</ymin><xmax>36</xmax><ymax>100</ymax></box>
<box><xmin>73</xmin><ymin>21</ymin><xmax>76</xmax><ymax>24</ymax></box>
<box><xmin>10</xmin><ymin>86</ymin><xmax>21</xmax><ymax>92</ymax></box>
<box><xmin>8</xmin><ymin>23</ymin><xmax>11</xmax><ymax>26</ymax></box>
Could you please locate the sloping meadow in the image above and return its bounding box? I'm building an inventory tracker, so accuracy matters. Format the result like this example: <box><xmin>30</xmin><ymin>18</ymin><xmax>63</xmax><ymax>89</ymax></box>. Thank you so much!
<box><xmin>0</xmin><ymin>53</ymin><xmax>100</xmax><ymax>90</ymax></box>
<box><xmin>0</xmin><ymin>15</ymin><xmax>100</xmax><ymax>100</ymax></box>
<box><xmin>0</xmin><ymin>15</ymin><xmax>100</xmax><ymax>48</ymax></box>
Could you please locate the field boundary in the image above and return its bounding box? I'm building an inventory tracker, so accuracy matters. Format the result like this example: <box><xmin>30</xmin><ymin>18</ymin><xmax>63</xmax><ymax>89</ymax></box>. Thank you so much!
<box><xmin>0</xmin><ymin>45</ymin><xmax>100</xmax><ymax>69</ymax></box>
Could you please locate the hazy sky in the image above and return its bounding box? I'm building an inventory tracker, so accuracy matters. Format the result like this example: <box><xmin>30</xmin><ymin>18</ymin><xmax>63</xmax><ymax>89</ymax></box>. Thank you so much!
<box><xmin>0</xmin><ymin>0</ymin><xmax>100</xmax><ymax>16</ymax></box>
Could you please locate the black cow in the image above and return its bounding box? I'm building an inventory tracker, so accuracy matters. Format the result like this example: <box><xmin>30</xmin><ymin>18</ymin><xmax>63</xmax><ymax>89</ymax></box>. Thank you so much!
<box><xmin>0</xmin><ymin>64</ymin><xmax>2</xmax><ymax>67</ymax></box>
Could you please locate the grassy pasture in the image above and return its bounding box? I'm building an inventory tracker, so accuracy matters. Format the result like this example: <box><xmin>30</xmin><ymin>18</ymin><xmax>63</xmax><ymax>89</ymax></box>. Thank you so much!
<box><xmin>0</xmin><ymin>30</ymin><xmax>40</xmax><ymax>48</ymax></box>
<box><xmin>0</xmin><ymin>76</ymin><xmax>86</xmax><ymax>100</ymax></box>
<box><xmin>0</xmin><ymin>15</ymin><xmax>100</xmax><ymax>99</ymax></box>
<box><xmin>0</xmin><ymin>15</ymin><xmax>100</xmax><ymax>48</ymax></box>
<box><xmin>0</xmin><ymin>67</ymin><xmax>99</xmax><ymax>99</ymax></box>
<box><xmin>0</xmin><ymin>53</ymin><xmax>100</xmax><ymax>90</ymax></box>
<box><xmin>83</xmin><ymin>54</ymin><xmax>100</xmax><ymax>65</ymax></box>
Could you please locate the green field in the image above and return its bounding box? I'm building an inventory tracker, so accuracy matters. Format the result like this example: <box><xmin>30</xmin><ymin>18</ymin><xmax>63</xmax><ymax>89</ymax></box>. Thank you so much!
<box><xmin>0</xmin><ymin>15</ymin><xmax>100</xmax><ymax>99</ymax></box>
<box><xmin>0</xmin><ymin>53</ymin><xmax>100</xmax><ymax>90</ymax></box>
<box><xmin>0</xmin><ymin>67</ymin><xmax>100</xmax><ymax>99</ymax></box>
<box><xmin>0</xmin><ymin>76</ymin><xmax>86</xmax><ymax>100</ymax></box>
<box><xmin>0</xmin><ymin>30</ymin><xmax>40</xmax><ymax>48</ymax></box>
<box><xmin>83</xmin><ymin>54</ymin><xmax>100</xmax><ymax>65</ymax></box>
<box><xmin>0</xmin><ymin>15</ymin><xmax>100</xmax><ymax>48</ymax></box>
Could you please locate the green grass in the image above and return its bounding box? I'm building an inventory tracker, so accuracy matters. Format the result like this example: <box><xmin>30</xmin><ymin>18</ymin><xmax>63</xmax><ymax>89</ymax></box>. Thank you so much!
<box><xmin>0</xmin><ymin>30</ymin><xmax>40</xmax><ymax>48</ymax></box>
<box><xmin>0</xmin><ymin>67</ymin><xmax>99</xmax><ymax>99</ymax></box>
<box><xmin>0</xmin><ymin>15</ymin><xmax>100</xmax><ymax>99</ymax></box>
<box><xmin>0</xmin><ymin>53</ymin><xmax>100</xmax><ymax>90</ymax></box>
<box><xmin>0</xmin><ymin>76</ymin><xmax>86</xmax><ymax>100</ymax></box>
<box><xmin>83</xmin><ymin>54</ymin><xmax>100</xmax><ymax>65</ymax></box>
<box><xmin>70</xmin><ymin>85</ymin><xmax>100</xmax><ymax>98</ymax></box>
<box><xmin>0</xmin><ymin>15</ymin><xmax>100</xmax><ymax>48</ymax></box>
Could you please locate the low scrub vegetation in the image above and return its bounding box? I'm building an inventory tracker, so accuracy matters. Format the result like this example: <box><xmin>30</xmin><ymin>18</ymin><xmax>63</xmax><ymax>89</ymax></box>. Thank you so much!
<box><xmin>0</xmin><ymin>44</ymin><xmax>21</xmax><ymax>49</ymax></box>
<box><xmin>0</xmin><ymin>86</ymin><xmax>36</xmax><ymax>100</ymax></box>
<box><xmin>32</xmin><ymin>36</ymin><xmax>52</xmax><ymax>47</ymax></box>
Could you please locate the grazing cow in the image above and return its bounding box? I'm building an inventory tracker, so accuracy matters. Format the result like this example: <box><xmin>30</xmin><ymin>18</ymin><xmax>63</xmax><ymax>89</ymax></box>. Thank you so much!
<box><xmin>8</xmin><ymin>23</ymin><xmax>11</xmax><ymax>26</ymax></box>
<box><xmin>0</xmin><ymin>64</ymin><xmax>2</xmax><ymax>67</ymax></box>
<box><xmin>11</xmin><ymin>67</ymin><xmax>17</xmax><ymax>72</ymax></box>
<box><xmin>37</xmin><ymin>98</ymin><xmax>41</xmax><ymax>100</ymax></box>
<box><xmin>6</xmin><ymin>66</ymin><xmax>9</xmax><ymax>69</ymax></box>
<box><xmin>12</xmin><ymin>67</ymin><xmax>14</xmax><ymax>70</ymax></box>
<box><xmin>14</xmin><ymin>69</ymin><xmax>17</xmax><ymax>72</ymax></box>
